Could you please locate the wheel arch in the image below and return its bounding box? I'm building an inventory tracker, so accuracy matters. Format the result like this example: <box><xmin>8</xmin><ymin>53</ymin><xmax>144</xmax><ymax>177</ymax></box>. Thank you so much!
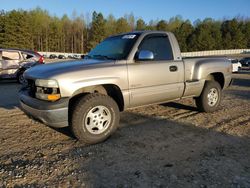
<box><xmin>205</xmin><ymin>72</ymin><xmax>225</xmax><ymax>89</ymax></box>
<box><xmin>69</xmin><ymin>84</ymin><xmax>125</xmax><ymax>113</ymax></box>
<box><xmin>16</xmin><ymin>67</ymin><xmax>26</xmax><ymax>77</ymax></box>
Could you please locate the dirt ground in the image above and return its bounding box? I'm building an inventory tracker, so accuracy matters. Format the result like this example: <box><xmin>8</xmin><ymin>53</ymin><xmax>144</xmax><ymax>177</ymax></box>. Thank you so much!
<box><xmin>0</xmin><ymin>70</ymin><xmax>249</xmax><ymax>187</ymax></box>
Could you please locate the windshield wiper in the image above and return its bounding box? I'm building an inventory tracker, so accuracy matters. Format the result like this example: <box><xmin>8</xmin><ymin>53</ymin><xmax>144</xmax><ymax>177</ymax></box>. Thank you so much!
<box><xmin>92</xmin><ymin>55</ymin><xmax>116</xmax><ymax>60</ymax></box>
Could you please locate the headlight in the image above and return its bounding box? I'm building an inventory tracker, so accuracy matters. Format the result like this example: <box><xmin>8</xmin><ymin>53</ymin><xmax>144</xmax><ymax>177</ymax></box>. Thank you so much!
<box><xmin>35</xmin><ymin>79</ymin><xmax>61</xmax><ymax>101</ymax></box>
<box><xmin>35</xmin><ymin>79</ymin><xmax>59</xmax><ymax>88</ymax></box>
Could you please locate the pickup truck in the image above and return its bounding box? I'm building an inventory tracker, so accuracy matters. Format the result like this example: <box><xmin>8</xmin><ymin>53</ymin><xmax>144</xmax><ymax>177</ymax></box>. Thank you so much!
<box><xmin>19</xmin><ymin>31</ymin><xmax>232</xmax><ymax>144</ymax></box>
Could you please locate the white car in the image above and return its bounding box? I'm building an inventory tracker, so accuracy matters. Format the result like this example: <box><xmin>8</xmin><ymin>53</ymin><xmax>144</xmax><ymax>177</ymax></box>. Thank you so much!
<box><xmin>230</xmin><ymin>59</ymin><xmax>242</xmax><ymax>73</ymax></box>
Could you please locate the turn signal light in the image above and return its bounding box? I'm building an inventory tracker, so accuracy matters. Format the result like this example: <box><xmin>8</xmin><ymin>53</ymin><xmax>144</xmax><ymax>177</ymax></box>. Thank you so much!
<box><xmin>47</xmin><ymin>94</ymin><xmax>61</xmax><ymax>101</ymax></box>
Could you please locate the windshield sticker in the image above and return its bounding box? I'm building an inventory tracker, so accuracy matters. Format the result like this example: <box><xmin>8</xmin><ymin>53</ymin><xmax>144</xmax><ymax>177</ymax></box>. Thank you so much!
<box><xmin>122</xmin><ymin>35</ymin><xmax>136</xmax><ymax>39</ymax></box>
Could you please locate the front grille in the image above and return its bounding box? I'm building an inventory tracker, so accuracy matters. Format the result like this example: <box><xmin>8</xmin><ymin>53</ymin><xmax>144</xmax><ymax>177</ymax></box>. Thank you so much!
<box><xmin>27</xmin><ymin>79</ymin><xmax>36</xmax><ymax>97</ymax></box>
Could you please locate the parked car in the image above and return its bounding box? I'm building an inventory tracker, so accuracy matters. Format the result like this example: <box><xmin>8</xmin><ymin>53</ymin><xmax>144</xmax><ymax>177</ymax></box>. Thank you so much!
<box><xmin>49</xmin><ymin>54</ymin><xmax>57</xmax><ymax>59</ymax></box>
<box><xmin>19</xmin><ymin>31</ymin><xmax>232</xmax><ymax>144</ymax></box>
<box><xmin>72</xmin><ymin>54</ymin><xmax>81</xmax><ymax>59</ymax></box>
<box><xmin>67</xmin><ymin>55</ymin><xmax>73</xmax><ymax>59</ymax></box>
<box><xmin>239</xmin><ymin>57</ymin><xmax>250</xmax><ymax>67</ymax></box>
<box><xmin>0</xmin><ymin>48</ymin><xmax>44</xmax><ymax>84</ymax></box>
<box><xmin>58</xmin><ymin>55</ymin><xmax>66</xmax><ymax>59</ymax></box>
<box><xmin>229</xmin><ymin>59</ymin><xmax>242</xmax><ymax>72</ymax></box>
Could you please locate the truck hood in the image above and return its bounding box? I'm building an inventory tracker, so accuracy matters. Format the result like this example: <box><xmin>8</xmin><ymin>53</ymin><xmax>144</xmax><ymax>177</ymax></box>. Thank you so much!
<box><xmin>24</xmin><ymin>59</ymin><xmax>115</xmax><ymax>79</ymax></box>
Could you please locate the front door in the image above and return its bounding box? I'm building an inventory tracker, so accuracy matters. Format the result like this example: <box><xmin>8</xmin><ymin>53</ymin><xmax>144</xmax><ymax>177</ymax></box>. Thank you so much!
<box><xmin>128</xmin><ymin>34</ymin><xmax>185</xmax><ymax>107</ymax></box>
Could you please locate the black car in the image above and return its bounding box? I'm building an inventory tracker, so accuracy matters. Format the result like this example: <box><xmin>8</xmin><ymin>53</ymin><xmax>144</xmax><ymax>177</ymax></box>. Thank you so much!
<box><xmin>239</xmin><ymin>57</ymin><xmax>250</xmax><ymax>67</ymax></box>
<box><xmin>68</xmin><ymin>55</ymin><xmax>73</xmax><ymax>59</ymax></box>
<box><xmin>0</xmin><ymin>48</ymin><xmax>44</xmax><ymax>84</ymax></box>
<box><xmin>58</xmin><ymin>55</ymin><xmax>66</xmax><ymax>59</ymax></box>
<box><xmin>49</xmin><ymin>54</ymin><xmax>57</xmax><ymax>59</ymax></box>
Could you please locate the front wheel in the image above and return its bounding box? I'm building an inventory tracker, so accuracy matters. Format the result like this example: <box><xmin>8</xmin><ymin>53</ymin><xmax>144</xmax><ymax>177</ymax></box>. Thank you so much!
<box><xmin>195</xmin><ymin>81</ymin><xmax>222</xmax><ymax>112</ymax></box>
<box><xmin>71</xmin><ymin>93</ymin><xmax>120</xmax><ymax>144</ymax></box>
<box><xmin>17</xmin><ymin>70</ymin><xmax>26</xmax><ymax>84</ymax></box>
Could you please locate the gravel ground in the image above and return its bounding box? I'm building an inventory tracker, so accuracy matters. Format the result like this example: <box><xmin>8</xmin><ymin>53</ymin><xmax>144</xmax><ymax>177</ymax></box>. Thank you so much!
<box><xmin>0</xmin><ymin>70</ymin><xmax>249</xmax><ymax>188</ymax></box>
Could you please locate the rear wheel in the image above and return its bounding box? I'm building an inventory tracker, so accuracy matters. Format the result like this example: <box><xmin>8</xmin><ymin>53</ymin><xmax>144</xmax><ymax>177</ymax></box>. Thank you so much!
<box><xmin>71</xmin><ymin>93</ymin><xmax>120</xmax><ymax>144</ymax></box>
<box><xmin>195</xmin><ymin>81</ymin><xmax>222</xmax><ymax>112</ymax></box>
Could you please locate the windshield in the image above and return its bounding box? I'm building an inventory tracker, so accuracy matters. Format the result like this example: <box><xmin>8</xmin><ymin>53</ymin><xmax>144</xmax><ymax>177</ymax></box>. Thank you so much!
<box><xmin>86</xmin><ymin>34</ymin><xmax>140</xmax><ymax>60</ymax></box>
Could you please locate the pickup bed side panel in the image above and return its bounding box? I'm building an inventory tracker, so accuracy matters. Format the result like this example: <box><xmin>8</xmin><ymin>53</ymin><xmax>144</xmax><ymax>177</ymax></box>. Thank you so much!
<box><xmin>183</xmin><ymin>58</ymin><xmax>232</xmax><ymax>97</ymax></box>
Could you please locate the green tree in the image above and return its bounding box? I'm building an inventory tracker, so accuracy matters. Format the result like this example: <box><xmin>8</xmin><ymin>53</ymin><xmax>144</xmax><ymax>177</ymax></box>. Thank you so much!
<box><xmin>174</xmin><ymin>20</ymin><xmax>194</xmax><ymax>52</ymax></box>
<box><xmin>221</xmin><ymin>19</ymin><xmax>246</xmax><ymax>49</ymax></box>
<box><xmin>136</xmin><ymin>19</ymin><xmax>146</xmax><ymax>30</ymax></box>
<box><xmin>3</xmin><ymin>10</ymin><xmax>32</xmax><ymax>49</ymax></box>
<box><xmin>115</xmin><ymin>18</ymin><xmax>131</xmax><ymax>34</ymax></box>
<box><xmin>72</xmin><ymin>16</ymin><xmax>85</xmax><ymax>53</ymax></box>
<box><xmin>211</xmin><ymin>21</ymin><xmax>223</xmax><ymax>50</ymax></box>
<box><xmin>0</xmin><ymin>10</ymin><xmax>5</xmax><ymax>47</ymax></box>
<box><xmin>89</xmin><ymin>11</ymin><xmax>105</xmax><ymax>50</ymax></box>
<box><xmin>105</xmin><ymin>14</ymin><xmax>116</xmax><ymax>37</ymax></box>
<box><xmin>243</xmin><ymin>21</ymin><xmax>250</xmax><ymax>48</ymax></box>
<box><xmin>168</xmin><ymin>15</ymin><xmax>183</xmax><ymax>32</ymax></box>
<box><xmin>189</xmin><ymin>18</ymin><xmax>222</xmax><ymax>51</ymax></box>
<box><xmin>48</xmin><ymin>17</ymin><xmax>61</xmax><ymax>52</ymax></box>
<box><xmin>145</xmin><ymin>20</ymin><xmax>157</xmax><ymax>30</ymax></box>
<box><xmin>29</xmin><ymin>8</ymin><xmax>50</xmax><ymax>51</ymax></box>
<box><xmin>61</xmin><ymin>14</ymin><xmax>71</xmax><ymax>52</ymax></box>
<box><xmin>156</xmin><ymin>20</ymin><xmax>168</xmax><ymax>31</ymax></box>
<box><xmin>0</xmin><ymin>8</ymin><xmax>249</xmax><ymax>53</ymax></box>
<box><xmin>125</xmin><ymin>13</ymin><xmax>135</xmax><ymax>31</ymax></box>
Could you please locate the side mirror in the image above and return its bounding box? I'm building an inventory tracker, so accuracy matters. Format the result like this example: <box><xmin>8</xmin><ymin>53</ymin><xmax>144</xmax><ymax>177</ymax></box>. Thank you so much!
<box><xmin>137</xmin><ymin>50</ymin><xmax>154</xmax><ymax>61</ymax></box>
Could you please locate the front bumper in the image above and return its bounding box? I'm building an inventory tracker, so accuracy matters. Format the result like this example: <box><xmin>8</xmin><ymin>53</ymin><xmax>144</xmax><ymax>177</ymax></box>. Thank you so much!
<box><xmin>19</xmin><ymin>89</ymin><xmax>69</xmax><ymax>128</ymax></box>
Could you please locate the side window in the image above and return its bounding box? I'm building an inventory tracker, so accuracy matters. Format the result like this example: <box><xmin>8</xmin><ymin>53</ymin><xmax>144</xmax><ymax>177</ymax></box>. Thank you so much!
<box><xmin>2</xmin><ymin>51</ymin><xmax>20</xmax><ymax>60</ymax></box>
<box><xmin>138</xmin><ymin>36</ymin><xmax>173</xmax><ymax>61</ymax></box>
<box><xmin>22</xmin><ymin>52</ymin><xmax>35</xmax><ymax>60</ymax></box>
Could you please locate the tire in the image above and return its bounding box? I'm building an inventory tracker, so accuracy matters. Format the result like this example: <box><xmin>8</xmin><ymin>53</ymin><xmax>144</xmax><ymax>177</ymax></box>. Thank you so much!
<box><xmin>195</xmin><ymin>81</ymin><xmax>222</xmax><ymax>112</ymax></box>
<box><xmin>17</xmin><ymin>70</ymin><xmax>26</xmax><ymax>84</ymax></box>
<box><xmin>71</xmin><ymin>93</ymin><xmax>120</xmax><ymax>144</ymax></box>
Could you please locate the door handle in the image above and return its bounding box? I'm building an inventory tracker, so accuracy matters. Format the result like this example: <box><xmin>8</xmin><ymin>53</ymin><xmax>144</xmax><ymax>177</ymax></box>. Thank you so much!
<box><xmin>169</xmin><ymin>65</ymin><xmax>178</xmax><ymax>72</ymax></box>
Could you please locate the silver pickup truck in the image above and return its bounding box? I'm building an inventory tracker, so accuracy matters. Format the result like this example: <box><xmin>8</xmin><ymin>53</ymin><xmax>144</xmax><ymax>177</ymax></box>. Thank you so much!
<box><xmin>19</xmin><ymin>31</ymin><xmax>232</xmax><ymax>144</ymax></box>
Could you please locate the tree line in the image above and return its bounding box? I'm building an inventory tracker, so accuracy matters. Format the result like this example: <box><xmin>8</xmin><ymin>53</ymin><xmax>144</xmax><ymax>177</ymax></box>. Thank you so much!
<box><xmin>0</xmin><ymin>8</ymin><xmax>249</xmax><ymax>53</ymax></box>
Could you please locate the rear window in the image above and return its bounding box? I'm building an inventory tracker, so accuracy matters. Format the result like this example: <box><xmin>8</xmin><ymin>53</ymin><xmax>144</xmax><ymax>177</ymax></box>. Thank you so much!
<box><xmin>2</xmin><ymin>51</ymin><xmax>20</xmax><ymax>60</ymax></box>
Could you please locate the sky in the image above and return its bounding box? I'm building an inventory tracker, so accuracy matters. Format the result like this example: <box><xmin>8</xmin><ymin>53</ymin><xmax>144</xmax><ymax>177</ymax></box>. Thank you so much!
<box><xmin>1</xmin><ymin>0</ymin><xmax>250</xmax><ymax>23</ymax></box>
